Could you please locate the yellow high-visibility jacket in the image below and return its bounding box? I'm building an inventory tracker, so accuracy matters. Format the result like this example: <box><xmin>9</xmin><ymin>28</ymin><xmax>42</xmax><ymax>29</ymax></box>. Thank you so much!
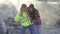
<box><xmin>14</xmin><ymin>11</ymin><xmax>33</xmax><ymax>26</ymax></box>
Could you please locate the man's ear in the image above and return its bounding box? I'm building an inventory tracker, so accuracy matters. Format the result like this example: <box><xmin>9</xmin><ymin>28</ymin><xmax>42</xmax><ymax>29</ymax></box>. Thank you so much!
<box><xmin>19</xmin><ymin>11</ymin><xmax>23</xmax><ymax>16</ymax></box>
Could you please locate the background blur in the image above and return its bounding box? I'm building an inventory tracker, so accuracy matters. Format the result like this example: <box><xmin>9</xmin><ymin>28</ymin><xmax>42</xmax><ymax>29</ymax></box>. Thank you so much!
<box><xmin>0</xmin><ymin>0</ymin><xmax>60</xmax><ymax>34</ymax></box>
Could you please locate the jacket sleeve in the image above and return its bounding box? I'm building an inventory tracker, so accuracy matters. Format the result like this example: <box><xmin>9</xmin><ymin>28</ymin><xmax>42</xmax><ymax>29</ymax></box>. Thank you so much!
<box><xmin>35</xmin><ymin>10</ymin><xmax>41</xmax><ymax>25</ymax></box>
<box><xmin>14</xmin><ymin>13</ymin><xmax>20</xmax><ymax>22</ymax></box>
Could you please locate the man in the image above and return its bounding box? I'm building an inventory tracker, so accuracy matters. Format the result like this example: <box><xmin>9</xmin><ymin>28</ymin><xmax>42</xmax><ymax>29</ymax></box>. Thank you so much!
<box><xmin>28</xmin><ymin>4</ymin><xmax>41</xmax><ymax>34</ymax></box>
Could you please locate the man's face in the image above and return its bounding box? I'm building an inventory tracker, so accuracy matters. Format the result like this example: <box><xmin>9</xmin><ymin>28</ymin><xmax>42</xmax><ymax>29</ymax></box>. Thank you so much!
<box><xmin>22</xmin><ymin>7</ymin><xmax>27</xmax><ymax>11</ymax></box>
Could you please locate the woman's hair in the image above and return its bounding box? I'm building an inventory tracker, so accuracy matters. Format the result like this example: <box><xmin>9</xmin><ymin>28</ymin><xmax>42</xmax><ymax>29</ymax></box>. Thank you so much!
<box><xmin>29</xmin><ymin>4</ymin><xmax>34</xmax><ymax>9</ymax></box>
<box><xmin>29</xmin><ymin>4</ymin><xmax>36</xmax><ymax>12</ymax></box>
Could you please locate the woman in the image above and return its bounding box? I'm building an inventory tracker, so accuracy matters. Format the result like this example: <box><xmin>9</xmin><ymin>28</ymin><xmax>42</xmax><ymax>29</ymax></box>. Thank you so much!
<box><xmin>14</xmin><ymin>4</ymin><xmax>36</xmax><ymax>34</ymax></box>
<box><xmin>28</xmin><ymin>4</ymin><xmax>41</xmax><ymax>34</ymax></box>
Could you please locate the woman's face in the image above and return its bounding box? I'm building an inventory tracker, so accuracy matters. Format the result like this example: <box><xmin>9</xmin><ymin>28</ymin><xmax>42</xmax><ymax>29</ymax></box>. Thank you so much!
<box><xmin>29</xmin><ymin>7</ymin><xmax>33</xmax><ymax>11</ymax></box>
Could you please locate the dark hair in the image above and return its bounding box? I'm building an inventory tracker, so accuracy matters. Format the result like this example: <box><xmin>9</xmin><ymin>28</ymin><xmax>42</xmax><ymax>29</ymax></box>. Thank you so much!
<box><xmin>29</xmin><ymin>4</ymin><xmax>34</xmax><ymax>9</ymax></box>
<box><xmin>20</xmin><ymin>4</ymin><xmax>27</xmax><ymax>16</ymax></box>
<box><xmin>28</xmin><ymin>4</ymin><xmax>36</xmax><ymax>19</ymax></box>
<box><xmin>21</xmin><ymin>4</ymin><xmax>27</xmax><ymax>9</ymax></box>
<box><xmin>29</xmin><ymin>4</ymin><xmax>36</xmax><ymax>12</ymax></box>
